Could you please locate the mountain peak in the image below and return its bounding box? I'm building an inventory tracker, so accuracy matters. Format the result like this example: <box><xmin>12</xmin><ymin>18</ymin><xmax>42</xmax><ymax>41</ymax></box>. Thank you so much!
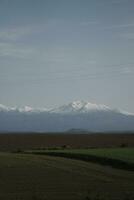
<box><xmin>18</xmin><ymin>106</ymin><xmax>33</xmax><ymax>112</ymax></box>
<box><xmin>0</xmin><ymin>101</ymin><xmax>133</xmax><ymax>116</ymax></box>
<box><xmin>0</xmin><ymin>101</ymin><xmax>134</xmax><ymax>132</ymax></box>
<box><xmin>71</xmin><ymin>100</ymin><xmax>110</xmax><ymax>110</ymax></box>
<box><xmin>51</xmin><ymin>100</ymin><xmax>111</xmax><ymax>113</ymax></box>
<box><xmin>69</xmin><ymin>100</ymin><xmax>87</xmax><ymax>110</ymax></box>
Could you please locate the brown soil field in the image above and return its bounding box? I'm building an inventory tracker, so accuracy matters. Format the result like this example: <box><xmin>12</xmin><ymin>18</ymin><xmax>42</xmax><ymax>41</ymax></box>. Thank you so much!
<box><xmin>0</xmin><ymin>133</ymin><xmax>134</xmax><ymax>151</ymax></box>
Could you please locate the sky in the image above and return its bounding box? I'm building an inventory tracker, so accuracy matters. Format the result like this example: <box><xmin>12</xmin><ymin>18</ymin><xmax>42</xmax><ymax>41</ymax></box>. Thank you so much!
<box><xmin>0</xmin><ymin>0</ymin><xmax>134</xmax><ymax>112</ymax></box>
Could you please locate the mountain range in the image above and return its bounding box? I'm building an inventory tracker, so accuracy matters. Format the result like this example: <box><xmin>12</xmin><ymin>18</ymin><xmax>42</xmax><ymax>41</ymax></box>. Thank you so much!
<box><xmin>0</xmin><ymin>101</ymin><xmax>134</xmax><ymax>132</ymax></box>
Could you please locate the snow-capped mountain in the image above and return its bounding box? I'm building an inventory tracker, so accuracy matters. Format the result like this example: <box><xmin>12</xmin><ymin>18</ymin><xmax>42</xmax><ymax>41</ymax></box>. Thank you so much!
<box><xmin>0</xmin><ymin>104</ymin><xmax>49</xmax><ymax>113</ymax></box>
<box><xmin>50</xmin><ymin>101</ymin><xmax>114</xmax><ymax>113</ymax></box>
<box><xmin>0</xmin><ymin>101</ymin><xmax>134</xmax><ymax>132</ymax></box>
<box><xmin>0</xmin><ymin>101</ymin><xmax>131</xmax><ymax>115</ymax></box>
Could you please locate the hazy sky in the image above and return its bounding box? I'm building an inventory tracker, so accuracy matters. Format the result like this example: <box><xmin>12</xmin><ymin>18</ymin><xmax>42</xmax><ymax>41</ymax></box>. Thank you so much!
<box><xmin>0</xmin><ymin>0</ymin><xmax>134</xmax><ymax>112</ymax></box>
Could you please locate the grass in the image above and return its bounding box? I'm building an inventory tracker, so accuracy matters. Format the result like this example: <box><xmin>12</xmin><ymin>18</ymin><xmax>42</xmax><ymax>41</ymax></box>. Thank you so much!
<box><xmin>0</xmin><ymin>134</ymin><xmax>134</xmax><ymax>199</ymax></box>
<box><xmin>28</xmin><ymin>148</ymin><xmax>134</xmax><ymax>171</ymax></box>
<box><xmin>0</xmin><ymin>152</ymin><xmax>134</xmax><ymax>200</ymax></box>
<box><xmin>43</xmin><ymin>148</ymin><xmax>134</xmax><ymax>163</ymax></box>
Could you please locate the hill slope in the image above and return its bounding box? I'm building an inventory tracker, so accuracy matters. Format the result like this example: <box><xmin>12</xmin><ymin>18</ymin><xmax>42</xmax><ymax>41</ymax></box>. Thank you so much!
<box><xmin>0</xmin><ymin>152</ymin><xmax>134</xmax><ymax>200</ymax></box>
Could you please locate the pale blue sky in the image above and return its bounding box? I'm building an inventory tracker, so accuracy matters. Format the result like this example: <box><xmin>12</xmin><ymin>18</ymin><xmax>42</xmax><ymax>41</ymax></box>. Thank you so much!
<box><xmin>0</xmin><ymin>0</ymin><xmax>134</xmax><ymax>112</ymax></box>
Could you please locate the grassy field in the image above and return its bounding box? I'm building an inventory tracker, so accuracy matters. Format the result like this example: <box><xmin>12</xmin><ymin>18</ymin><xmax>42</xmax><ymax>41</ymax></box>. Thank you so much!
<box><xmin>39</xmin><ymin>148</ymin><xmax>134</xmax><ymax>164</ymax></box>
<box><xmin>68</xmin><ymin>148</ymin><xmax>134</xmax><ymax>163</ymax></box>
<box><xmin>0</xmin><ymin>133</ymin><xmax>134</xmax><ymax>199</ymax></box>
<box><xmin>0</xmin><ymin>152</ymin><xmax>134</xmax><ymax>200</ymax></box>
<box><xmin>28</xmin><ymin>148</ymin><xmax>134</xmax><ymax>171</ymax></box>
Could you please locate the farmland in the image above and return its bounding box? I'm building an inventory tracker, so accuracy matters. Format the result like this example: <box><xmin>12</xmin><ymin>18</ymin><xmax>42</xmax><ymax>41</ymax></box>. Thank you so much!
<box><xmin>38</xmin><ymin>148</ymin><xmax>134</xmax><ymax>164</ymax></box>
<box><xmin>31</xmin><ymin>148</ymin><xmax>134</xmax><ymax>171</ymax></box>
<box><xmin>67</xmin><ymin>148</ymin><xmax>134</xmax><ymax>163</ymax></box>
<box><xmin>0</xmin><ymin>152</ymin><xmax>134</xmax><ymax>200</ymax></box>
<box><xmin>0</xmin><ymin>133</ymin><xmax>134</xmax><ymax>200</ymax></box>
<box><xmin>0</xmin><ymin>133</ymin><xmax>134</xmax><ymax>151</ymax></box>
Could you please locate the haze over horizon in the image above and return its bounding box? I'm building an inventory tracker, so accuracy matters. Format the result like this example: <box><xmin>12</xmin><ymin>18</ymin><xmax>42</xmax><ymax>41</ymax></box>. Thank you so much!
<box><xmin>0</xmin><ymin>0</ymin><xmax>134</xmax><ymax>112</ymax></box>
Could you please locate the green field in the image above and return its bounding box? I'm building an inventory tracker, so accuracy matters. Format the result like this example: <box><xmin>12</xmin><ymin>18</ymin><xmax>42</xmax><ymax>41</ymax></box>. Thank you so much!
<box><xmin>0</xmin><ymin>135</ymin><xmax>134</xmax><ymax>200</ymax></box>
<box><xmin>28</xmin><ymin>148</ymin><xmax>134</xmax><ymax>171</ymax></box>
<box><xmin>0</xmin><ymin>152</ymin><xmax>134</xmax><ymax>200</ymax></box>
<box><xmin>40</xmin><ymin>148</ymin><xmax>134</xmax><ymax>163</ymax></box>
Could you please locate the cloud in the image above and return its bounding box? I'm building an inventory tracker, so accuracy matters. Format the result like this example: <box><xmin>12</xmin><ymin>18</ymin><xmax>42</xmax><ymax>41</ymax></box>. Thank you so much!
<box><xmin>104</xmin><ymin>23</ymin><xmax>134</xmax><ymax>30</ymax></box>
<box><xmin>0</xmin><ymin>42</ymin><xmax>36</xmax><ymax>58</ymax></box>
<box><xmin>120</xmin><ymin>32</ymin><xmax>134</xmax><ymax>40</ymax></box>
<box><xmin>0</xmin><ymin>24</ymin><xmax>47</xmax><ymax>59</ymax></box>
<box><xmin>0</xmin><ymin>20</ymin><xmax>59</xmax><ymax>42</ymax></box>
<box><xmin>121</xmin><ymin>67</ymin><xmax>132</xmax><ymax>74</ymax></box>
<box><xmin>111</xmin><ymin>0</ymin><xmax>130</xmax><ymax>4</ymax></box>
<box><xmin>91</xmin><ymin>21</ymin><xmax>134</xmax><ymax>40</ymax></box>
<box><xmin>0</xmin><ymin>27</ymin><xmax>33</xmax><ymax>41</ymax></box>
<box><xmin>104</xmin><ymin>23</ymin><xmax>134</xmax><ymax>40</ymax></box>
<box><xmin>80</xmin><ymin>21</ymin><xmax>99</xmax><ymax>26</ymax></box>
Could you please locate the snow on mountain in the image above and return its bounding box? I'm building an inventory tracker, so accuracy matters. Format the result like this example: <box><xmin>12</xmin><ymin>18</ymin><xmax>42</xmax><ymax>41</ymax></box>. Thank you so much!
<box><xmin>0</xmin><ymin>104</ymin><xmax>50</xmax><ymax>113</ymax></box>
<box><xmin>18</xmin><ymin>106</ymin><xmax>33</xmax><ymax>112</ymax></box>
<box><xmin>0</xmin><ymin>104</ymin><xmax>10</xmax><ymax>111</ymax></box>
<box><xmin>0</xmin><ymin>101</ymin><xmax>134</xmax><ymax>132</ymax></box>
<box><xmin>50</xmin><ymin>100</ymin><xmax>112</xmax><ymax>113</ymax></box>
<box><xmin>0</xmin><ymin>101</ymin><xmax>132</xmax><ymax>115</ymax></box>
